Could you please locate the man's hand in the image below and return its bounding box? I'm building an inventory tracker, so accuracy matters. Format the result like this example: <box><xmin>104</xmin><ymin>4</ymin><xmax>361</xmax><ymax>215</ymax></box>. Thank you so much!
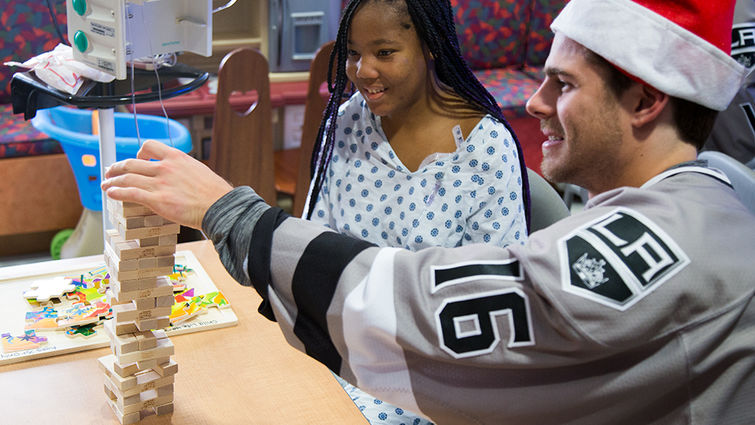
<box><xmin>102</xmin><ymin>139</ymin><xmax>233</xmax><ymax>230</ymax></box>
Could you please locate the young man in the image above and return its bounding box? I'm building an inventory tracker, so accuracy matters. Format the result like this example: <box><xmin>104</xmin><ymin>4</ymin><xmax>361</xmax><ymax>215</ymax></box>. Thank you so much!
<box><xmin>103</xmin><ymin>0</ymin><xmax>755</xmax><ymax>423</ymax></box>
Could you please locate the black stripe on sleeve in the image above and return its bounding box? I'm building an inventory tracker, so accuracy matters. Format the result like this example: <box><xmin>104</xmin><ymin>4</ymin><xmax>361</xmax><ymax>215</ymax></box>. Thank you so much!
<box><xmin>248</xmin><ymin>207</ymin><xmax>291</xmax><ymax>321</ymax></box>
<box><xmin>292</xmin><ymin>232</ymin><xmax>376</xmax><ymax>373</ymax></box>
<box><xmin>434</xmin><ymin>262</ymin><xmax>522</xmax><ymax>289</ymax></box>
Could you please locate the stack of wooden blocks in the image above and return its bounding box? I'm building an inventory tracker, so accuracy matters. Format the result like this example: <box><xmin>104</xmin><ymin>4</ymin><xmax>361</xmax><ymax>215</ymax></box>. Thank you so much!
<box><xmin>98</xmin><ymin>199</ymin><xmax>180</xmax><ymax>424</ymax></box>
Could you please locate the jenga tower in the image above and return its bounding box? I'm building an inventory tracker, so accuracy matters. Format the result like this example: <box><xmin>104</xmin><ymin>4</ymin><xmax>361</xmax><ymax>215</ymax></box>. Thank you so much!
<box><xmin>98</xmin><ymin>199</ymin><xmax>180</xmax><ymax>424</ymax></box>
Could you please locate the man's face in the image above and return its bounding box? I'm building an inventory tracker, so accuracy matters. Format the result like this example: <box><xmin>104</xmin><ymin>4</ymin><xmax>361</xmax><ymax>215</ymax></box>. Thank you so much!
<box><xmin>525</xmin><ymin>34</ymin><xmax>629</xmax><ymax>193</ymax></box>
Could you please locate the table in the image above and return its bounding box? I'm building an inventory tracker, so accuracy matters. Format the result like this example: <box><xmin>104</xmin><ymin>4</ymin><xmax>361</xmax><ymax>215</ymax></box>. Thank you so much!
<box><xmin>0</xmin><ymin>240</ymin><xmax>366</xmax><ymax>424</ymax></box>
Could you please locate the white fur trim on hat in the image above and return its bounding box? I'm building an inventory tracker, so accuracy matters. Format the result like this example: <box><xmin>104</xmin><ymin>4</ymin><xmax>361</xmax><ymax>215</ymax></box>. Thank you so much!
<box><xmin>551</xmin><ymin>0</ymin><xmax>747</xmax><ymax>111</ymax></box>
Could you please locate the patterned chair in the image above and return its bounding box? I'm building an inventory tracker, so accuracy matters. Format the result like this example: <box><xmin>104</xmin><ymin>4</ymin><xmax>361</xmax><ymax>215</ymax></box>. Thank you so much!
<box><xmin>452</xmin><ymin>0</ymin><xmax>568</xmax><ymax>173</ymax></box>
<box><xmin>0</xmin><ymin>1</ymin><xmax>82</xmax><ymax>256</ymax></box>
<box><xmin>452</xmin><ymin>0</ymin><xmax>567</xmax><ymax>117</ymax></box>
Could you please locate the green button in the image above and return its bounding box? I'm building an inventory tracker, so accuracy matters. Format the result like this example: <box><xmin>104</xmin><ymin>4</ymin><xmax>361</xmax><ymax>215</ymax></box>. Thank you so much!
<box><xmin>72</xmin><ymin>0</ymin><xmax>87</xmax><ymax>16</ymax></box>
<box><xmin>73</xmin><ymin>31</ymin><xmax>89</xmax><ymax>53</ymax></box>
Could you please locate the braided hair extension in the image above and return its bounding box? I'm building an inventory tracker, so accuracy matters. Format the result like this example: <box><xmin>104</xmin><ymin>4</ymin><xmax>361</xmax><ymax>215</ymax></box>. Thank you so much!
<box><xmin>304</xmin><ymin>0</ymin><xmax>531</xmax><ymax>233</ymax></box>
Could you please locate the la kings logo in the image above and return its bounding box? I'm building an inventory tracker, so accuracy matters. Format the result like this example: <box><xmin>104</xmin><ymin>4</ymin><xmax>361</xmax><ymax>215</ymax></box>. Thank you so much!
<box><xmin>559</xmin><ymin>208</ymin><xmax>689</xmax><ymax>310</ymax></box>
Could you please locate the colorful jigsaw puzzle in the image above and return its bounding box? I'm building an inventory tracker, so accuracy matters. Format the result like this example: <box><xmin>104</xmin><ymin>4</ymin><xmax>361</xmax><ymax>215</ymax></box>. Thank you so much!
<box><xmin>0</xmin><ymin>251</ymin><xmax>237</xmax><ymax>365</ymax></box>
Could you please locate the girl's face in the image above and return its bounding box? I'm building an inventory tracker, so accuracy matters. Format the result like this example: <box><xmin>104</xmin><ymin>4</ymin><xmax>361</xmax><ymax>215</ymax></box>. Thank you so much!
<box><xmin>344</xmin><ymin>1</ymin><xmax>431</xmax><ymax>121</ymax></box>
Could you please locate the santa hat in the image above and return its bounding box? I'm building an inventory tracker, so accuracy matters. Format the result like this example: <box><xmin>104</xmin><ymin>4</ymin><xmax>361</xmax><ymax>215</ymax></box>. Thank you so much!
<box><xmin>551</xmin><ymin>0</ymin><xmax>747</xmax><ymax>111</ymax></box>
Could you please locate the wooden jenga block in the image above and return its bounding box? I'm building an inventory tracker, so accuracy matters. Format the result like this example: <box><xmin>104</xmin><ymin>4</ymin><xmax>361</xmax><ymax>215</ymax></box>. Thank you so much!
<box><xmin>134</xmin><ymin>317</ymin><xmax>170</xmax><ymax>332</ymax></box>
<box><xmin>118</xmin><ymin>222</ymin><xmax>180</xmax><ymax>241</ymax></box>
<box><xmin>136</xmin><ymin>358</ymin><xmax>162</xmax><ymax>371</ymax></box>
<box><xmin>103</xmin><ymin>368</ymin><xmax>175</xmax><ymax>398</ymax></box>
<box><xmin>132</xmin><ymin>297</ymin><xmax>156</xmax><ymax>311</ymax></box>
<box><xmin>104</xmin><ymin>383</ymin><xmax>118</xmax><ymax>401</ymax></box>
<box><xmin>115</xmin><ymin>337</ymin><xmax>174</xmax><ymax>364</ymax></box>
<box><xmin>113</xmin><ymin>303</ymin><xmax>171</xmax><ymax>324</ymax></box>
<box><xmin>107</xmin><ymin>277</ymin><xmax>173</xmax><ymax>303</ymax></box>
<box><xmin>99</xmin><ymin>355</ymin><xmax>140</xmax><ymax>390</ymax></box>
<box><xmin>107</xmin><ymin>230</ymin><xmax>177</xmax><ymax>261</ymax></box>
<box><xmin>137</xmin><ymin>329</ymin><xmax>166</xmax><ymax>350</ymax></box>
<box><xmin>135</xmin><ymin>333</ymin><xmax>156</xmax><ymax>351</ymax></box>
<box><xmin>117</xmin><ymin>389</ymin><xmax>175</xmax><ymax>415</ymax></box>
<box><xmin>112</xmin><ymin>361</ymin><xmax>141</xmax><ymax>379</ymax></box>
<box><xmin>105</xmin><ymin>248</ymin><xmax>174</xmax><ymax>281</ymax></box>
<box><xmin>154</xmin><ymin>402</ymin><xmax>174</xmax><ymax>416</ymax></box>
<box><xmin>139</xmin><ymin>234</ymin><xmax>177</xmax><ymax>248</ymax></box>
<box><xmin>107</xmin><ymin>319</ymin><xmax>139</xmax><ymax>336</ymax></box>
<box><xmin>107</xmin><ymin>199</ymin><xmax>154</xmax><ymax>218</ymax></box>
<box><xmin>155</xmin><ymin>294</ymin><xmax>174</xmax><ymax>307</ymax></box>
<box><xmin>153</xmin><ymin>359</ymin><xmax>178</xmax><ymax>377</ymax></box>
<box><xmin>108</xmin><ymin>211</ymin><xmax>167</xmax><ymax>231</ymax></box>
<box><xmin>103</xmin><ymin>321</ymin><xmax>139</xmax><ymax>354</ymax></box>
<box><xmin>110</xmin><ymin>276</ymin><xmax>159</xmax><ymax>294</ymax></box>
<box><xmin>104</xmin><ymin>399</ymin><xmax>142</xmax><ymax>425</ymax></box>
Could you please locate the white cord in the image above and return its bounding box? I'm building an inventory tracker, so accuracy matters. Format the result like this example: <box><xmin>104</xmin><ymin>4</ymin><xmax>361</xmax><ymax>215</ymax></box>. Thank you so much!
<box><xmin>131</xmin><ymin>59</ymin><xmax>142</xmax><ymax>146</ymax></box>
<box><xmin>127</xmin><ymin>3</ymin><xmax>142</xmax><ymax>146</ymax></box>
<box><xmin>151</xmin><ymin>55</ymin><xmax>174</xmax><ymax>147</ymax></box>
<box><xmin>213</xmin><ymin>0</ymin><xmax>237</xmax><ymax>13</ymax></box>
<box><xmin>138</xmin><ymin>7</ymin><xmax>173</xmax><ymax>148</ymax></box>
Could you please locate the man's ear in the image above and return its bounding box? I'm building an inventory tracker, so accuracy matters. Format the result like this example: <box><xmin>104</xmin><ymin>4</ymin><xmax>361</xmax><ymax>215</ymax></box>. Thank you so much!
<box><xmin>630</xmin><ymin>84</ymin><xmax>669</xmax><ymax>127</ymax></box>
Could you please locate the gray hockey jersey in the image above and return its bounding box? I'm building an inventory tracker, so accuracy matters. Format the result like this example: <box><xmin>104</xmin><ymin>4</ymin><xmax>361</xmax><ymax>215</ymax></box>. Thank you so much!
<box><xmin>204</xmin><ymin>164</ymin><xmax>755</xmax><ymax>425</ymax></box>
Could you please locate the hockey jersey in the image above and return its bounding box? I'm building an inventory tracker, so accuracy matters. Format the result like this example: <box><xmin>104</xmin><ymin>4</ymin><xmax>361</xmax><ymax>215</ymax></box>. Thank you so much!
<box><xmin>203</xmin><ymin>164</ymin><xmax>755</xmax><ymax>425</ymax></box>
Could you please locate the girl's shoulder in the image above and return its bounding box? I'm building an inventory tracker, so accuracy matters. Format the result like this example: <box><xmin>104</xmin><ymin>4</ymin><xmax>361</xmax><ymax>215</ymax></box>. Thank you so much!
<box><xmin>337</xmin><ymin>91</ymin><xmax>372</xmax><ymax>118</ymax></box>
<box><xmin>465</xmin><ymin>115</ymin><xmax>515</xmax><ymax>147</ymax></box>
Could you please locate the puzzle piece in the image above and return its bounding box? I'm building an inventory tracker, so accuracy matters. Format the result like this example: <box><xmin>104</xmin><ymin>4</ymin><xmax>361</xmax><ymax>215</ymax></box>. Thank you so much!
<box><xmin>67</xmin><ymin>286</ymin><xmax>107</xmax><ymax>305</ymax></box>
<box><xmin>167</xmin><ymin>264</ymin><xmax>192</xmax><ymax>282</ymax></box>
<box><xmin>200</xmin><ymin>291</ymin><xmax>230</xmax><ymax>309</ymax></box>
<box><xmin>1</xmin><ymin>330</ymin><xmax>48</xmax><ymax>353</ymax></box>
<box><xmin>57</xmin><ymin>301</ymin><xmax>112</xmax><ymax>328</ymax></box>
<box><xmin>169</xmin><ymin>301</ymin><xmax>205</xmax><ymax>325</ymax></box>
<box><xmin>68</xmin><ymin>267</ymin><xmax>110</xmax><ymax>292</ymax></box>
<box><xmin>65</xmin><ymin>323</ymin><xmax>99</xmax><ymax>338</ymax></box>
<box><xmin>23</xmin><ymin>277</ymin><xmax>76</xmax><ymax>303</ymax></box>
<box><xmin>173</xmin><ymin>288</ymin><xmax>194</xmax><ymax>304</ymax></box>
<box><xmin>25</xmin><ymin>306</ymin><xmax>60</xmax><ymax>331</ymax></box>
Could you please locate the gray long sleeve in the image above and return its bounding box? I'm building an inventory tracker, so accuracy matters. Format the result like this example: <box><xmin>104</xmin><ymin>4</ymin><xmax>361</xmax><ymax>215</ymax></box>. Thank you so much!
<box><xmin>201</xmin><ymin>186</ymin><xmax>270</xmax><ymax>285</ymax></box>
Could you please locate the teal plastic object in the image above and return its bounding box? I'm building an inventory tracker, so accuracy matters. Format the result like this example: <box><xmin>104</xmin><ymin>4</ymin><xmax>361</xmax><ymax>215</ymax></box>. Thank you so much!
<box><xmin>73</xmin><ymin>31</ymin><xmax>89</xmax><ymax>53</ymax></box>
<box><xmin>72</xmin><ymin>0</ymin><xmax>87</xmax><ymax>16</ymax></box>
<box><xmin>31</xmin><ymin>106</ymin><xmax>192</xmax><ymax>211</ymax></box>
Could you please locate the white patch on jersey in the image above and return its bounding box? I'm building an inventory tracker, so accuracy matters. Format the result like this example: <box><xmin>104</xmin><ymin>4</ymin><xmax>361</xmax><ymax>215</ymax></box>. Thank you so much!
<box><xmin>558</xmin><ymin>207</ymin><xmax>690</xmax><ymax>311</ymax></box>
<box><xmin>341</xmin><ymin>247</ymin><xmax>425</xmax><ymax>416</ymax></box>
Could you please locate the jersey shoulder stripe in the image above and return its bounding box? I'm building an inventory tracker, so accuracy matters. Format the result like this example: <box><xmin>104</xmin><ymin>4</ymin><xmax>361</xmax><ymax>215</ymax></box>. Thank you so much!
<box><xmin>292</xmin><ymin>231</ymin><xmax>376</xmax><ymax>372</ymax></box>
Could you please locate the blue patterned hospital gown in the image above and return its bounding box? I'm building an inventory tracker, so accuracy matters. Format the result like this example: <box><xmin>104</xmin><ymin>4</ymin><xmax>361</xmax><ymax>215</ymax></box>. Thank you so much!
<box><xmin>309</xmin><ymin>92</ymin><xmax>528</xmax><ymax>424</ymax></box>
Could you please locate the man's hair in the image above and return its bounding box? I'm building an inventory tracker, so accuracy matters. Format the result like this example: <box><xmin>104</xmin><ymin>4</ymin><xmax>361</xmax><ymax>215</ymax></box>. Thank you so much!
<box><xmin>305</xmin><ymin>0</ymin><xmax>530</xmax><ymax>225</ymax></box>
<box><xmin>583</xmin><ymin>49</ymin><xmax>718</xmax><ymax>150</ymax></box>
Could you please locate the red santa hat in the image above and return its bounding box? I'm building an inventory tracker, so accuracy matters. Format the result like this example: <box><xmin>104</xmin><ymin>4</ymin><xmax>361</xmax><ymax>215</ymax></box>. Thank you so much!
<box><xmin>551</xmin><ymin>0</ymin><xmax>747</xmax><ymax>111</ymax></box>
